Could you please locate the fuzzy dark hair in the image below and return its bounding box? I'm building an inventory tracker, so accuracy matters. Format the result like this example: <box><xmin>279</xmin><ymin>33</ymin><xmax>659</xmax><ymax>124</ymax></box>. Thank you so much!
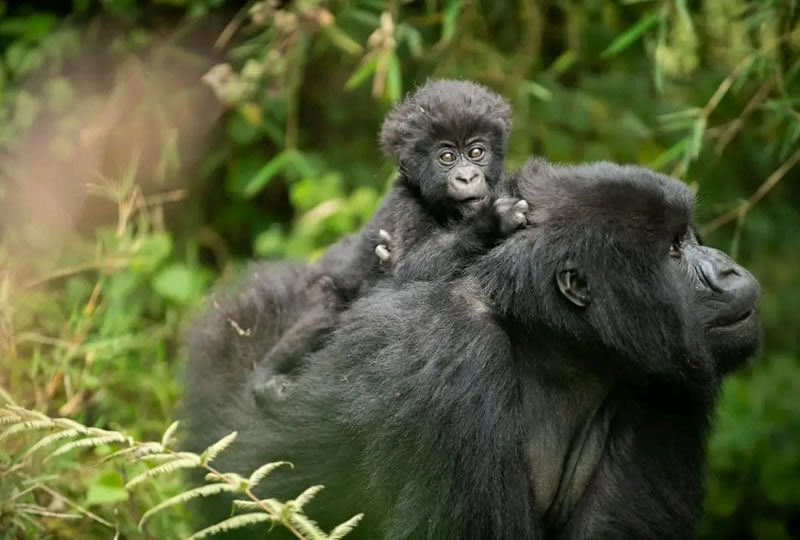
<box><xmin>378</xmin><ymin>79</ymin><xmax>512</xmax><ymax>164</ymax></box>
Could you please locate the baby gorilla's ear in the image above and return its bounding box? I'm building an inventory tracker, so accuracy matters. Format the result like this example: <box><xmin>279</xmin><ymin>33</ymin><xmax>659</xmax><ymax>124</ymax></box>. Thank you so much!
<box><xmin>378</xmin><ymin>103</ymin><xmax>415</xmax><ymax>160</ymax></box>
<box><xmin>489</xmin><ymin>95</ymin><xmax>513</xmax><ymax>144</ymax></box>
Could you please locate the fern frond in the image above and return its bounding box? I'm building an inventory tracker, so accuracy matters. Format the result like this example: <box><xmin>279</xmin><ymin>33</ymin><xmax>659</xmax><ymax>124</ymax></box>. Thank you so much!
<box><xmin>290</xmin><ymin>485</ymin><xmax>324</xmax><ymax>510</ymax></box>
<box><xmin>204</xmin><ymin>471</ymin><xmax>246</xmax><ymax>488</ymax></box>
<box><xmin>0</xmin><ymin>420</ymin><xmax>56</xmax><ymax>442</ymax></box>
<box><xmin>46</xmin><ymin>433</ymin><xmax>131</xmax><ymax>461</ymax></box>
<box><xmin>53</xmin><ymin>418</ymin><xmax>89</xmax><ymax>432</ymax></box>
<box><xmin>328</xmin><ymin>514</ymin><xmax>364</xmax><ymax>540</ymax></box>
<box><xmin>287</xmin><ymin>511</ymin><xmax>326</xmax><ymax>539</ymax></box>
<box><xmin>0</xmin><ymin>387</ymin><xmax>16</xmax><ymax>406</ymax></box>
<box><xmin>86</xmin><ymin>427</ymin><xmax>128</xmax><ymax>439</ymax></box>
<box><xmin>100</xmin><ymin>442</ymin><xmax>157</xmax><ymax>463</ymax></box>
<box><xmin>0</xmin><ymin>414</ymin><xmax>22</xmax><ymax>425</ymax></box>
<box><xmin>161</xmin><ymin>420</ymin><xmax>180</xmax><ymax>448</ymax></box>
<box><xmin>200</xmin><ymin>431</ymin><xmax>237</xmax><ymax>465</ymax></box>
<box><xmin>139</xmin><ymin>452</ymin><xmax>198</xmax><ymax>463</ymax></box>
<box><xmin>23</xmin><ymin>428</ymin><xmax>83</xmax><ymax>457</ymax></box>
<box><xmin>186</xmin><ymin>512</ymin><xmax>274</xmax><ymax>539</ymax></box>
<box><xmin>232</xmin><ymin>498</ymin><xmax>280</xmax><ymax>511</ymax></box>
<box><xmin>125</xmin><ymin>457</ymin><xmax>202</xmax><ymax>489</ymax></box>
<box><xmin>138</xmin><ymin>483</ymin><xmax>239</xmax><ymax>529</ymax></box>
<box><xmin>7</xmin><ymin>405</ymin><xmax>49</xmax><ymax>421</ymax></box>
<box><xmin>247</xmin><ymin>461</ymin><xmax>291</xmax><ymax>487</ymax></box>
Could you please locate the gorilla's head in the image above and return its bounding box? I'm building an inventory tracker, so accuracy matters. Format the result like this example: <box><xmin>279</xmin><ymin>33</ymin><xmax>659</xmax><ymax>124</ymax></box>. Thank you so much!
<box><xmin>478</xmin><ymin>157</ymin><xmax>762</xmax><ymax>382</ymax></box>
<box><xmin>379</xmin><ymin>79</ymin><xmax>512</xmax><ymax>213</ymax></box>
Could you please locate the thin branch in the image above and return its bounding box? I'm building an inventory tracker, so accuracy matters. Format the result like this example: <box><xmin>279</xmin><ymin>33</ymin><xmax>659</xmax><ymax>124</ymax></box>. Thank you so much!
<box><xmin>699</xmin><ymin>34</ymin><xmax>791</xmax><ymax>122</ymax></box>
<box><xmin>22</xmin><ymin>259</ymin><xmax>132</xmax><ymax>289</ymax></box>
<box><xmin>215</xmin><ymin>1</ymin><xmax>256</xmax><ymax>50</ymax></box>
<box><xmin>702</xmin><ymin>145</ymin><xmax>800</xmax><ymax>234</ymax></box>
<box><xmin>714</xmin><ymin>76</ymin><xmax>776</xmax><ymax>155</ymax></box>
<box><xmin>36</xmin><ymin>484</ymin><xmax>114</xmax><ymax>529</ymax></box>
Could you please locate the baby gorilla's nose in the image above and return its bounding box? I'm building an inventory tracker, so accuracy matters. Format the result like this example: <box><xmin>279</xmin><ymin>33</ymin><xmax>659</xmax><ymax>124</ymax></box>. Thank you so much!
<box><xmin>447</xmin><ymin>164</ymin><xmax>488</xmax><ymax>202</ymax></box>
<box><xmin>454</xmin><ymin>166</ymin><xmax>480</xmax><ymax>184</ymax></box>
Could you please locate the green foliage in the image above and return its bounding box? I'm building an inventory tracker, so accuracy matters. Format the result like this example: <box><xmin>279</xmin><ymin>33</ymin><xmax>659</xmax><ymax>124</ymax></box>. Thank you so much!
<box><xmin>0</xmin><ymin>0</ymin><xmax>798</xmax><ymax>538</ymax></box>
<box><xmin>0</xmin><ymin>405</ymin><xmax>361</xmax><ymax>538</ymax></box>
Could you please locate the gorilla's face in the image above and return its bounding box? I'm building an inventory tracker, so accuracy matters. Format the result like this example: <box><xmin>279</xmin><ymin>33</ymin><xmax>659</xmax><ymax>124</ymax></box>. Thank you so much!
<box><xmin>673</xmin><ymin>234</ymin><xmax>762</xmax><ymax>366</ymax></box>
<box><xmin>479</xmin><ymin>158</ymin><xmax>763</xmax><ymax>380</ymax></box>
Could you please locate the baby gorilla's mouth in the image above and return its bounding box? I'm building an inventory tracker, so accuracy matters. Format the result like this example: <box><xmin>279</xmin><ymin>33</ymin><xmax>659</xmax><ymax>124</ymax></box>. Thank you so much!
<box><xmin>460</xmin><ymin>195</ymin><xmax>488</xmax><ymax>205</ymax></box>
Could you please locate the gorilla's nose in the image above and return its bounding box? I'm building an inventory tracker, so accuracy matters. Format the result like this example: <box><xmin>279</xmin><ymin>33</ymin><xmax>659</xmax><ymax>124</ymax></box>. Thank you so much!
<box><xmin>700</xmin><ymin>247</ymin><xmax>761</xmax><ymax>306</ymax></box>
<box><xmin>454</xmin><ymin>166</ymin><xmax>479</xmax><ymax>184</ymax></box>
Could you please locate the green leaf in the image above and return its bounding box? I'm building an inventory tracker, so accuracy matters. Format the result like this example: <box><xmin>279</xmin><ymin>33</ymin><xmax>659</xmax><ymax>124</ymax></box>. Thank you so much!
<box><xmin>345</xmin><ymin>55</ymin><xmax>380</xmax><ymax>90</ymax></box>
<box><xmin>520</xmin><ymin>80</ymin><xmax>552</xmax><ymax>102</ymax></box>
<box><xmin>386</xmin><ymin>53</ymin><xmax>402</xmax><ymax>102</ymax></box>
<box><xmin>152</xmin><ymin>263</ymin><xmax>197</xmax><ymax>304</ymax></box>
<box><xmin>131</xmin><ymin>233</ymin><xmax>173</xmax><ymax>272</ymax></box>
<box><xmin>254</xmin><ymin>227</ymin><xmax>286</xmax><ymax>257</ymax></box>
<box><xmin>85</xmin><ymin>472</ymin><xmax>129</xmax><ymax>506</ymax></box>
<box><xmin>398</xmin><ymin>25</ymin><xmax>423</xmax><ymax>57</ymax></box>
<box><xmin>441</xmin><ymin>0</ymin><xmax>461</xmax><ymax>44</ymax></box>
<box><xmin>323</xmin><ymin>25</ymin><xmax>363</xmax><ymax>55</ymax></box>
<box><xmin>601</xmin><ymin>12</ymin><xmax>660</xmax><ymax>58</ymax></box>
<box><xmin>241</xmin><ymin>151</ymin><xmax>293</xmax><ymax>198</ymax></box>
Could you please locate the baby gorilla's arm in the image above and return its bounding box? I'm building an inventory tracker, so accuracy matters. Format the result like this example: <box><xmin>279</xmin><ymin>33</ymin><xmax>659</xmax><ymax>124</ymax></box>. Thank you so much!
<box><xmin>374</xmin><ymin>196</ymin><xmax>529</xmax><ymax>279</ymax></box>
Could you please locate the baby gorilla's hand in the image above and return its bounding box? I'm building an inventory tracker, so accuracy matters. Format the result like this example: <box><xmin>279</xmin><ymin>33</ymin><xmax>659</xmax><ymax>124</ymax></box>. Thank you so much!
<box><xmin>495</xmin><ymin>197</ymin><xmax>529</xmax><ymax>234</ymax></box>
<box><xmin>374</xmin><ymin>229</ymin><xmax>393</xmax><ymax>263</ymax></box>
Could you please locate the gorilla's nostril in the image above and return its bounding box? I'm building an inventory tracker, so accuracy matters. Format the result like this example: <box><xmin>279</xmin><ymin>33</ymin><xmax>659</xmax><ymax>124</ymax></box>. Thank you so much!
<box><xmin>719</xmin><ymin>266</ymin><xmax>741</xmax><ymax>279</ymax></box>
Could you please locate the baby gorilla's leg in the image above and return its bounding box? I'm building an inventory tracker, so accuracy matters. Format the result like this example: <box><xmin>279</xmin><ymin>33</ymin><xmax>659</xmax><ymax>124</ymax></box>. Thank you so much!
<box><xmin>251</xmin><ymin>275</ymin><xmax>342</xmax><ymax>405</ymax></box>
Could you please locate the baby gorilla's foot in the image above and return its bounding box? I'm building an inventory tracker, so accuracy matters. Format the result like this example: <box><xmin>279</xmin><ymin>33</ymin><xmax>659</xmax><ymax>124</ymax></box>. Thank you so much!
<box><xmin>253</xmin><ymin>374</ymin><xmax>291</xmax><ymax>406</ymax></box>
<box><xmin>495</xmin><ymin>198</ymin><xmax>529</xmax><ymax>234</ymax></box>
<box><xmin>375</xmin><ymin>229</ymin><xmax>393</xmax><ymax>262</ymax></box>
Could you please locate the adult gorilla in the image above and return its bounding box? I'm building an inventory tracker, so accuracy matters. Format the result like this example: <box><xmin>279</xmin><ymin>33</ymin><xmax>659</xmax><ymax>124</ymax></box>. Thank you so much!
<box><xmin>181</xmin><ymin>158</ymin><xmax>761</xmax><ymax>539</ymax></box>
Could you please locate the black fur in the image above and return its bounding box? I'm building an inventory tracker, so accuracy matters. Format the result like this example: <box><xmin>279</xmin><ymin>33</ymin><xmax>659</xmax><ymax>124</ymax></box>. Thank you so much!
<box><xmin>181</xmin><ymin>158</ymin><xmax>761</xmax><ymax>539</ymax></box>
<box><xmin>251</xmin><ymin>79</ymin><xmax>522</xmax><ymax>399</ymax></box>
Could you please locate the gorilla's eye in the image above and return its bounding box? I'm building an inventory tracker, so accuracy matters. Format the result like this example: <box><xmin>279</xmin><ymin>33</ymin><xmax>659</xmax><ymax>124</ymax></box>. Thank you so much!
<box><xmin>468</xmin><ymin>147</ymin><xmax>484</xmax><ymax>159</ymax></box>
<box><xmin>439</xmin><ymin>151</ymin><xmax>456</xmax><ymax>164</ymax></box>
<box><xmin>670</xmin><ymin>236</ymin><xmax>683</xmax><ymax>257</ymax></box>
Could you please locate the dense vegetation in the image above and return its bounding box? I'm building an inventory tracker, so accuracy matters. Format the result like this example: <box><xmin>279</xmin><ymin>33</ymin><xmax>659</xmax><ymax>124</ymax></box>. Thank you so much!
<box><xmin>1</xmin><ymin>1</ymin><xmax>798</xmax><ymax>538</ymax></box>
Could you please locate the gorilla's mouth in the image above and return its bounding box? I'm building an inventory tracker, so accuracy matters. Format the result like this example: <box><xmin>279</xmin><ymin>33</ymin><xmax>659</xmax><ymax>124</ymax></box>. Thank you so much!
<box><xmin>461</xmin><ymin>195</ymin><xmax>489</xmax><ymax>205</ymax></box>
<box><xmin>713</xmin><ymin>308</ymin><xmax>756</xmax><ymax>329</ymax></box>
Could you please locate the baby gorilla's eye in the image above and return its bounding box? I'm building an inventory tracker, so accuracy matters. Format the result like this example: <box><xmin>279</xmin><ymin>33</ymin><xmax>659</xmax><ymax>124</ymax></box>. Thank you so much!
<box><xmin>439</xmin><ymin>151</ymin><xmax>456</xmax><ymax>164</ymax></box>
<box><xmin>468</xmin><ymin>147</ymin><xmax>484</xmax><ymax>159</ymax></box>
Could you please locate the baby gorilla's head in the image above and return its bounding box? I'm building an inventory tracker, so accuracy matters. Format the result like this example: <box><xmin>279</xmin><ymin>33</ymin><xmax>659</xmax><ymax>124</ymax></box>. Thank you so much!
<box><xmin>379</xmin><ymin>79</ymin><xmax>512</xmax><ymax>213</ymax></box>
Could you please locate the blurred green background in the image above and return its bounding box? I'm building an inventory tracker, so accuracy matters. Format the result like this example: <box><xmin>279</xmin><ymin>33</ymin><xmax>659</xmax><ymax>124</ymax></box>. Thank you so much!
<box><xmin>0</xmin><ymin>0</ymin><xmax>798</xmax><ymax>538</ymax></box>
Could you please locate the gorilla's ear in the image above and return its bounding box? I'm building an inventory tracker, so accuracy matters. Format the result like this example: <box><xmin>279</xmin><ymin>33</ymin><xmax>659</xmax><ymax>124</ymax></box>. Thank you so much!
<box><xmin>556</xmin><ymin>260</ymin><xmax>591</xmax><ymax>307</ymax></box>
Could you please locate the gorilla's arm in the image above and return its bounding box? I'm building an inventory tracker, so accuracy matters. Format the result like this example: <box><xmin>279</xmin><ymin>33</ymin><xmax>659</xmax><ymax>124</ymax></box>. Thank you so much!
<box><xmin>557</xmin><ymin>385</ymin><xmax>710</xmax><ymax>540</ymax></box>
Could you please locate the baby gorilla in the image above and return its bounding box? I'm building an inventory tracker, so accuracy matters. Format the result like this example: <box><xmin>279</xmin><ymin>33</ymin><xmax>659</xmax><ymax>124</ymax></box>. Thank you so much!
<box><xmin>252</xmin><ymin>79</ymin><xmax>527</xmax><ymax>402</ymax></box>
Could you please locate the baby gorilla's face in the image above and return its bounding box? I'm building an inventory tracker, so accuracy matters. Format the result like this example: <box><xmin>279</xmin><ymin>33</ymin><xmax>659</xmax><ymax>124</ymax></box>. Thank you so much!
<box><xmin>434</xmin><ymin>137</ymin><xmax>493</xmax><ymax>211</ymax></box>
